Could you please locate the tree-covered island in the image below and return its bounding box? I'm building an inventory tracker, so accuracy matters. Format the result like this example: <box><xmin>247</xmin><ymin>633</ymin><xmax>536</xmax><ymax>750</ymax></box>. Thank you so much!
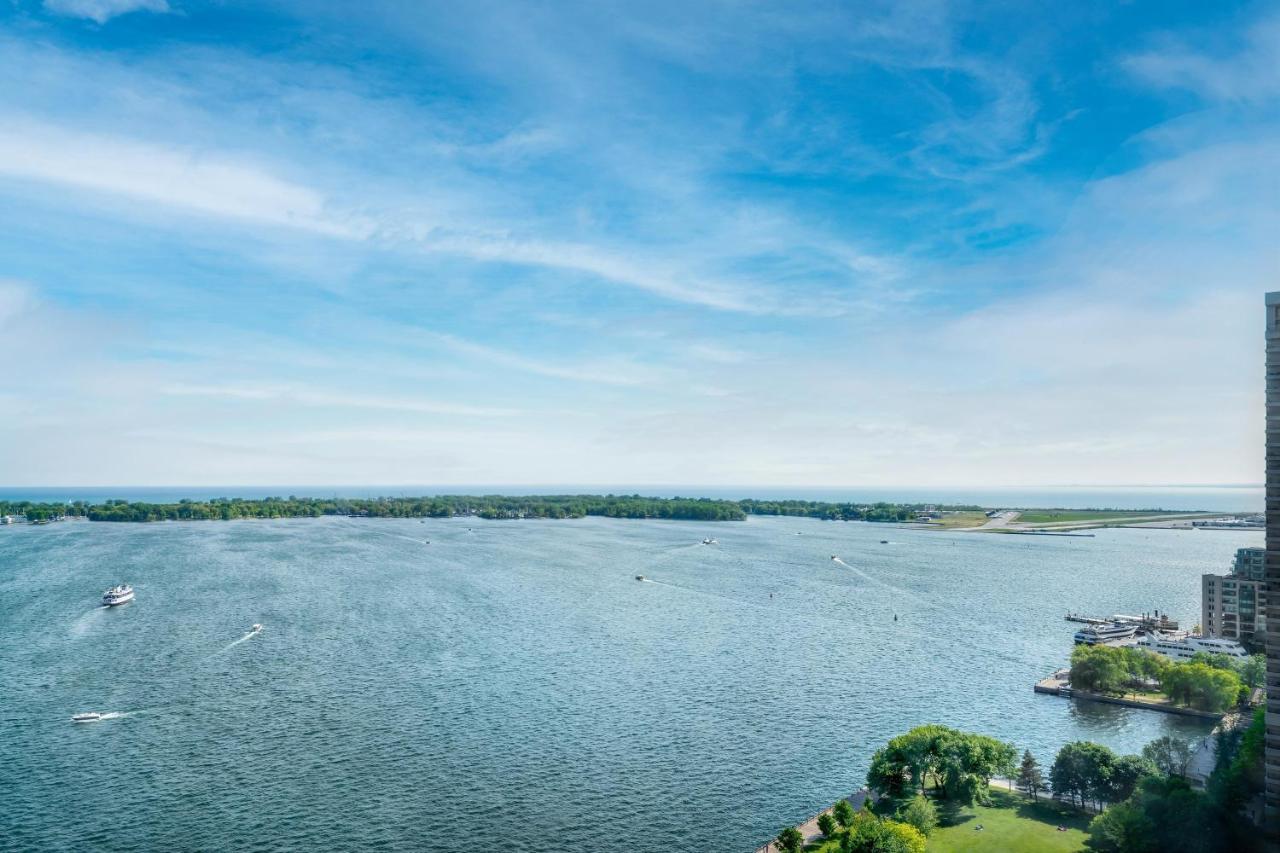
<box><xmin>3</xmin><ymin>495</ymin><xmax>982</xmax><ymax>524</ymax></box>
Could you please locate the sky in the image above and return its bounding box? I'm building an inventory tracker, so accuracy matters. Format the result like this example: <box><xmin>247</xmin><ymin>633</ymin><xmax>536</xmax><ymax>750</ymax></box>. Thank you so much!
<box><xmin>0</xmin><ymin>0</ymin><xmax>1276</xmax><ymax>488</ymax></box>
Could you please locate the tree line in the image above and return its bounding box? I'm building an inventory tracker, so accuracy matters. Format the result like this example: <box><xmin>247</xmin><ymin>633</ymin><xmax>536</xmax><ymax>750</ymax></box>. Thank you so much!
<box><xmin>2</xmin><ymin>496</ymin><xmax>982</xmax><ymax>524</ymax></box>
<box><xmin>1069</xmin><ymin>643</ymin><xmax>1262</xmax><ymax>713</ymax></box>
<box><xmin>832</xmin><ymin>716</ymin><xmax>1267</xmax><ymax>852</ymax></box>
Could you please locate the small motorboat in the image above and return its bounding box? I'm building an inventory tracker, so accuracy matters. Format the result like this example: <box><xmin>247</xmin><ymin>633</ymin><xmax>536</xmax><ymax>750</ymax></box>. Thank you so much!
<box><xmin>72</xmin><ymin>712</ymin><xmax>102</xmax><ymax>724</ymax></box>
<box><xmin>635</xmin><ymin>575</ymin><xmax>646</xmax><ymax>581</ymax></box>
<box><xmin>831</xmin><ymin>555</ymin><xmax>838</xmax><ymax>561</ymax></box>
<box><xmin>880</xmin><ymin>540</ymin><xmax>889</xmax><ymax>544</ymax></box>
<box><xmin>251</xmin><ymin>624</ymin><xmax>263</xmax><ymax>633</ymax></box>
<box><xmin>702</xmin><ymin>537</ymin><xmax>718</xmax><ymax>545</ymax></box>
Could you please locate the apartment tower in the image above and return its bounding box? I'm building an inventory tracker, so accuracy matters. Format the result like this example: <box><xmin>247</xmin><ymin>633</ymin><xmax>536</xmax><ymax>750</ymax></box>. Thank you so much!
<box><xmin>1265</xmin><ymin>292</ymin><xmax>1280</xmax><ymax>828</ymax></box>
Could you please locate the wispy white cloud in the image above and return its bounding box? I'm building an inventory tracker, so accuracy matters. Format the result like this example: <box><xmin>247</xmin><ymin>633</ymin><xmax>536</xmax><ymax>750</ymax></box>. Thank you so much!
<box><xmin>161</xmin><ymin>382</ymin><xmax>519</xmax><ymax>417</ymax></box>
<box><xmin>0</xmin><ymin>117</ymin><xmax>367</xmax><ymax>237</ymax></box>
<box><xmin>1123</xmin><ymin>14</ymin><xmax>1280</xmax><ymax>103</ymax></box>
<box><xmin>43</xmin><ymin>0</ymin><xmax>169</xmax><ymax>25</ymax></box>
<box><xmin>421</xmin><ymin>332</ymin><xmax>663</xmax><ymax>387</ymax></box>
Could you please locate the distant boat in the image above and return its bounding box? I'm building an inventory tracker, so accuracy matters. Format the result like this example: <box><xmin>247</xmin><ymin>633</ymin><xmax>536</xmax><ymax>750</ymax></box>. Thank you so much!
<box><xmin>1073</xmin><ymin>623</ymin><xmax>1138</xmax><ymax>645</ymax></box>
<box><xmin>72</xmin><ymin>712</ymin><xmax>101</xmax><ymax>723</ymax></box>
<box><xmin>831</xmin><ymin>555</ymin><xmax>838</xmax><ymax>561</ymax></box>
<box><xmin>880</xmin><ymin>540</ymin><xmax>889</xmax><ymax>544</ymax></box>
<box><xmin>251</xmin><ymin>623</ymin><xmax>263</xmax><ymax>633</ymax></box>
<box><xmin>102</xmin><ymin>585</ymin><xmax>134</xmax><ymax>606</ymax></box>
<box><xmin>635</xmin><ymin>575</ymin><xmax>646</xmax><ymax>581</ymax></box>
<box><xmin>702</xmin><ymin>537</ymin><xmax>717</xmax><ymax>545</ymax></box>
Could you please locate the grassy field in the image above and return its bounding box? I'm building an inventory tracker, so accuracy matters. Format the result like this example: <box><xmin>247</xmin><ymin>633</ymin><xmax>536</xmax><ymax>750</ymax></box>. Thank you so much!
<box><xmin>802</xmin><ymin>788</ymin><xmax>1089</xmax><ymax>853</ymax></box>
<box><xmin>1014</xmin><ymin>509</ymin><xmax>1170</xmax><ymax>524</ymax></box>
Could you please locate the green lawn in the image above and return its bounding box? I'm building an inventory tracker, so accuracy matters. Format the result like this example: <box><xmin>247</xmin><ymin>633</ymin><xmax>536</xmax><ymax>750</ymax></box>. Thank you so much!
<box><xmin>800</xmin><ymin>789</ymin><xmax>1091</xmax><ymax>853</ymax></box>
<box><xmin>1014</xmin><ymin>509</ymin><xmax>1166</xmax><ymax>524</ymax></box>
<box><xmin>926</xmin><ymin>788</ymin><xmax>1089</xmax><ymax>852</ymax></box>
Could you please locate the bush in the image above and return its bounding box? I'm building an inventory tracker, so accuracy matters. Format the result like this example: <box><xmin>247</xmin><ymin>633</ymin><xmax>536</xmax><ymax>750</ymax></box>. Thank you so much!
<box><xmin>775</xmin><ymin>826</ymin><xmax>803</xmax><ymax>853</ymax></box>
<box><xmin>817</xmin><ymin>812</ymin><xmax>838</xmax><ymax>838</ymax></box>
<box><xmin>895</xmin><ymin>794</ymin><xmax>938</xmax><ymax>836</ymax></box>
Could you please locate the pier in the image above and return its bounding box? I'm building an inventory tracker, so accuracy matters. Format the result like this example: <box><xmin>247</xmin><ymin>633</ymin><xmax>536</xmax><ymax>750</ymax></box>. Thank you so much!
<box><xmin>1034</xmin><ymin>671</ymin><xmax>1222</xmax><ymax>720</ymax></box>
<box><xmin>753</xmin><ymin>789</ymin><xmax>869</xmax><ymax>853</ymax></box>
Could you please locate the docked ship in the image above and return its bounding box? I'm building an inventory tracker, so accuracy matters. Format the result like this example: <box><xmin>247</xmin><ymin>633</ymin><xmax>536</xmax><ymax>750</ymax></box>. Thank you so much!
<box><xmin>1136</xmin><ymin>632</ymin><xmax>1249</xmax><ymax>660</ymax></box>
<box><xmin>1073</xmin><ymin>622</ymin><xmax>1139</xmax><ymax>645</ymax></box>
<box><xmin>101</xmin><ymin>584</ymin><xmax>134</xmax><ymax>606</ymax></box>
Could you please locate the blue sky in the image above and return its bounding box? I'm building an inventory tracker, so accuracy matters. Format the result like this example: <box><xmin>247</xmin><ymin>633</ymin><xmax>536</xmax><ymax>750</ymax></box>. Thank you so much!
<box><xmin>0</xmin><ymin>0</ymin><xmax>1276</xmax><ymax>487</ymax></box>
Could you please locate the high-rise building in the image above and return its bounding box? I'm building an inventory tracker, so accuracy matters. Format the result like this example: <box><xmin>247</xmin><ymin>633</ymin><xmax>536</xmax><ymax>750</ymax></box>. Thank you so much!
<box><xmin>1263</xmin><ymin>292</ymin><xmax>1280</xmax><ymax>826</ymax></box>
<box><xmin>1203</xmin><ymin>547</ymin><xmax>1268</xmax><ymax>644</ymax></box>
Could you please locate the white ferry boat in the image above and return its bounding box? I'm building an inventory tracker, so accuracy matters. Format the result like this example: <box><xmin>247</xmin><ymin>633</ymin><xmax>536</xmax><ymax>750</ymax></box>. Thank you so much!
<box><xmin>1073</xmin><ymin>622</ymin><xmax>1138</xmax><ymax>645</ymax></box>
<box><xmin>1136</xmin><ymin>632</ymin><xmax>1249</xmax><ymax>660</ymax></box>
<box><xmin>101</xmin><ymin>584</ymin><xmax>134</xmax><ymax>606</ymax></box>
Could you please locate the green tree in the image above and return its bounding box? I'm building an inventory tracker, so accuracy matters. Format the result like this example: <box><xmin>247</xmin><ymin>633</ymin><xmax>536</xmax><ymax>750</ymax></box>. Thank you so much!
<box><xmin>1051</xmin><ymin>741</ymin><xmax>1116</xmax><ymax>811</ymax></box>
<box><xmin>1141</xmin><ymin>736</ymin><xmax>1193</xmax><ymax>777</ymax></box>
<box><xmin>841</xmin><ymin>812</ymin><xmax>925</xmax><ymax>853</ymax></box>
<box><xmin>1238</xmin><ymin>654</ymin><xmax>1265</xmax><ymax>690</ymax></box>
<box><xmin>775</xmin><ymin>826</ymin><xmax>803</xmax><ymax>853</ymax></box>
<box><xmin>1109</xmin><ymin>754</ymin><xmax>1157</xmax><ymax>802</ymax></box>
<box><xmin>866</xmin><ymin>725</ymin><xmax>1015</xmax><ymax>804</ymax></box>
<box><xmin>1086</xmin><ymin>799</ymin><xmax>1156</xmax><ymax>852</ymax></box>
<box><xmin>817</xmin><ymin>812</ymin><xmax>837</xmax><ymax>838</ymax></box>
<box><xmin>832</xmin><ymin>797</ymin><xmax>856</xmax><ymax>829</ymax></box>
<box><xmin>1017</xmin><ymin>750</ymin><xmax>1046</xmax><ymax>802</ymax></box>
<box><xmin>895</xmin><ymin>794</ymin><xmax>937</xmax><ymax>837</ymax></box>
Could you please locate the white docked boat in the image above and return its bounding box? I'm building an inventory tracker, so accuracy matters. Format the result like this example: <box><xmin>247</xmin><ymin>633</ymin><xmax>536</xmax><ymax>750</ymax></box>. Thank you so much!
<box><xmin>1136</xmin><ymin>632</ymin><xmax>1249</xmax><ymax>660</ymax></box>
<box><xmin>1073</xmin><ymin>622</ymin><xmax>1138</xmax><ymax>645</ymax></box>
<box><xmin>72</xmin><ymin>712</ymin><xmax>101</xmax><ymax>723</ymax></box>
<box><xmin>101</xmin><ymin>584</ymin><xmax>134</xmax><ymax>606</ymax></box>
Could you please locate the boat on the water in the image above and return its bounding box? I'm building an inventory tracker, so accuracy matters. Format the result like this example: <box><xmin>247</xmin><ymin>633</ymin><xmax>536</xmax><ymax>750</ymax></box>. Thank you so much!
<box><xmin>702</xmin><ymin>537</ymin><xmax>717</xmax><ymax>545</ymax></box>
<box><xmin>1073</xmin><ymin>622</ymin><xmax>1138</xmax><ymax>645</ymax></box>
<box><xmin>635</xmin><ymin>575</ymin><xmax>646</xmax><ymax>581</ymax></box>
<box><xmin>1137</xmin><ymin>632</ymin><xmax>1249</xmax><ymax>660</ymax></box>
<box><xmin>251</xmin><ymin>623</ymin><xmax>263</xmax><ymax>633</ymax></box>
<box><xmin>72</xmin><ymin>712</ymin><xmax>101</xmax><ymax>723</ymax></box>
<box><xmin>830</xmin><ymin>555</ymin><xmax>839</xmax><ymax>561</ymax></box>
<box><xmin>101</xmin><ymin>584</ymin><xmax>134</xmax><ymax>606</ymax></box>
<box><xmin>880</xmin><ymin>540</ymin><xmax>889</xmax><ymax>544</ymax></box>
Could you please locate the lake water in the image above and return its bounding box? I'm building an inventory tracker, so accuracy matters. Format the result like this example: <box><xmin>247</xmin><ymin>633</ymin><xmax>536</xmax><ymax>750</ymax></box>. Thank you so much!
<box><xmin>0</xmin><ymin>515</ymin><xmax>1258</xmax><ymax>851</ymax></box>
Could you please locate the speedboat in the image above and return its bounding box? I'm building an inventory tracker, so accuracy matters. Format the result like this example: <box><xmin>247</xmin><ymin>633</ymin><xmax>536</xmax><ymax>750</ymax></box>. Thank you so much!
<box><xmin>102</xmin><ymin>584</ymin><xmax>134</xmax><ymax>606</ymax></box>
<box><xmin>831</xmin><ymin>555</ymin><xmax>839</xmax><ymax>561</ymax></box>
<box><xmin>635</xmin><ymin>575</ymin><xmax>646</xmax><ymax>581</ymax></box>
<box><xmin>72</xmin><ymin>712</ymin><xmax>101</xmax><ymax>723</ymax></box>
<box><xmin>880</xmin><ymin>540</ymin><xmax>889</xmax><ymax>544</ymax></box>
<box><xmin>251</xmin><ymin>623</ymin><xmax>263</xmax><ymax>633</ymax></box>
<box><xmin>702</xmin><ymin>537</ymin><xmax>717</xmax><ymax>545</ymax></box>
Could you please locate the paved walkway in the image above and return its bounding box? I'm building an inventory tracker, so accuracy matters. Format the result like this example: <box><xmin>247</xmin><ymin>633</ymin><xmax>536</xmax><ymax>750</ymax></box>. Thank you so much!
<box><xmin>754</xmin><ymin>790</ymin><xmax>869</xmax><ymax>852</ymax></box>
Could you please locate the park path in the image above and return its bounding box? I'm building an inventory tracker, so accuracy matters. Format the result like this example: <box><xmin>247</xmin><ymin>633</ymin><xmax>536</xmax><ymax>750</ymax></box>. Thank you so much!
<box><xmin>754</xmin><ymin>790</ymin><xmax>869</xmax><ymax>852</ymax></box>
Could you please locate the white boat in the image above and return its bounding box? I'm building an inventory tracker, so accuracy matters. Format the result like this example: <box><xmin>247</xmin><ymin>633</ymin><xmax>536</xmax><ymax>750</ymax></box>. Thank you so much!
<box><xmin>101</xmin><ymin>584</ymin><xmax>134</xmax><ymax>606</ymax></box>
<box><xmin>72</xmin><ymin>712</ymin><xmax>101</xmax><ymax>723</ymax></box>
<box><xmin>251</xmin><ymin>623</ymin><xmax>263</xmax><ymax>633</ymax></box>
<box><xmin>1073</xmin><ymin>622</ymin><xmax>1138</xmax><ymax>645</ymax></box>
<box><xmin>1137</xmin><ymin>632</ymin><xmax>1249</xmax><ymax>660</ymax></box>
<box><xmin>702</xmin><ymin>537</ymin><xmax>717</xmax><ymax>545</ymax></box>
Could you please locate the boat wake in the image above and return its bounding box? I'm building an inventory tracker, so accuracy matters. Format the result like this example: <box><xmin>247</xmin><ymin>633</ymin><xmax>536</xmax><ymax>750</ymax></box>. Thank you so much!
<box><xmin>69</xmin><ymin>606</ymin><xmax>109</xmax><ymax>638</ymax></box>
<box><xmin>831</xmin><ymin>557</ymin><xmax>920</xmax><ymax>603</ymax></box>
<box><xmin>219</xmin><ymin>628</ymin><xmax>263</xmax><ymax>653</ymax></box>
